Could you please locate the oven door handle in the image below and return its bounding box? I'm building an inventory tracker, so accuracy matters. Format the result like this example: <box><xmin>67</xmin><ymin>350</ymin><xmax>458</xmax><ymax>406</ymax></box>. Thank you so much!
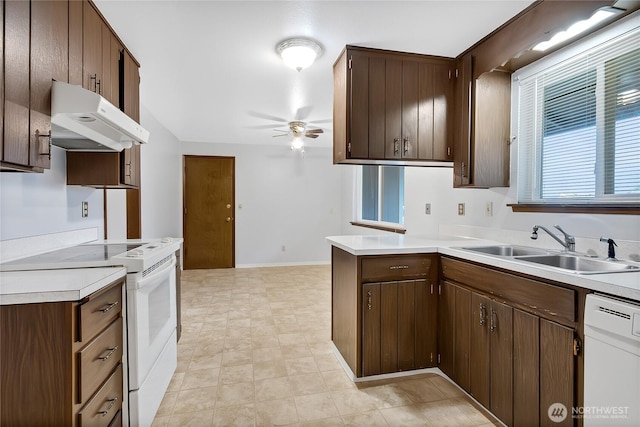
<box><xmin>132</xmin><ymin>257</ymin><xmax>176</xmax><ymax>291</ymax></box>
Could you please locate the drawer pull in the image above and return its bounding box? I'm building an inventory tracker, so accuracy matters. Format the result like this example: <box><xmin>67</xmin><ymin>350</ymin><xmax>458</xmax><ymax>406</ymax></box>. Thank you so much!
<box><xmin>98</xmin><ymin>346</ymin><xmax>119</xmax><ymax>361</ymax></box>
<box><xmin>490</xmin><ymin>309</ymin><xmax>497</xmax><ymax>332</ymax></box>
<box><xmin>97</xmin><ymin>397</ymin><xmax>118</xmax><ymax>417</ymax></box>
<box><xmin>389</xmin><ymin>265</ymin><xmax>409</xmax><ymax>270</ymax></box>
<box><xmin>98</xmin><ymin>301</ymin><xmax>118</xmax><ymax>313</ymax></box>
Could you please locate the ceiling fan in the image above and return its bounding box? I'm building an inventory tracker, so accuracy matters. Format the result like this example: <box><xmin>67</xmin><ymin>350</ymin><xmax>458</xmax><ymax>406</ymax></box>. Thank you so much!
<box><xmin>273</xmin><ymin>121</ymin><xmax>324</xmax><ymax>150</ymax></box>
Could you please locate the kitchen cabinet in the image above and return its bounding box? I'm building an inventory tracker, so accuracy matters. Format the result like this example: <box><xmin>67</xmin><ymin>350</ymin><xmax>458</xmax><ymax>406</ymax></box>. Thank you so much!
<box><xmin>452</xmin><ymin>53</ymin><xmax>510</xmax><ymax>188</ymax></box>
<box><xmin>440</xmin><ymin>256</ymin><xmax>576</xmax><ymax>426</ymax></box>
<box><xmin>331</xmin><ymin>246</ymin><xmax>437</xmax><ymax>378</ymax></box>
<box><xmin>333</xmin><ymin>46</ymin><xmax>453</xmax><ymax>165</ymax></box>
<box><xmin>0</xmin><ymin>278</ymin><xmax>125</xmax><ymax>426</ymax></box>
<box><xmin>1</xmin><ymin>0</ymin><xmax>53</xmax><ymax>172</ymax></box>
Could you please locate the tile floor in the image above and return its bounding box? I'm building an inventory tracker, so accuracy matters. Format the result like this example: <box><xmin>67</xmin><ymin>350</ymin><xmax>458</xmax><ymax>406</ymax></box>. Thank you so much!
<box><xmin>152</xmin><ymin>265</ymin><xmax>499</xmax><ymax>426</ymax></box>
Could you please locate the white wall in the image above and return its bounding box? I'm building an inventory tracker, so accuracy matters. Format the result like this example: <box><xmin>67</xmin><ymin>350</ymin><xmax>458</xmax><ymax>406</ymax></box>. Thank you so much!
<box><xmin>0</xmin><ymin>146</ymin><xmax>104</xmax><ymax>241</ymax></box>
<box><xmin>181</xmin><ymin>142</ymin><xmax>343</xmax><ymax>267</ymax></box>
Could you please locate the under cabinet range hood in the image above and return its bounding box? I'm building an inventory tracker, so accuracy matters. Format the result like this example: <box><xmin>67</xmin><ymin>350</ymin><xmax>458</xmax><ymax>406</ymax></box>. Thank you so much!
<box><xmin>51</xmin><ymin>81</ymin><xmax>150</xmax><ymax>152</ymax></box>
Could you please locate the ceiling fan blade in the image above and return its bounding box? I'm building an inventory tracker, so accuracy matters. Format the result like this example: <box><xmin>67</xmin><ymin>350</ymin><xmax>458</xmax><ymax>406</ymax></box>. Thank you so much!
<box><xmin>247</xmin><ymin>110</ymin><xmax>289</xmax><ymax>123</ymax></box>
<box><xmin>306</xmin><ymin>128</ymin><xmax>324</xmax><ymax>134</ymax></box>
<box><xmin>294</xmin><ymin>106</ymin><xmax>313</xmax><ymax>121</ymax></box>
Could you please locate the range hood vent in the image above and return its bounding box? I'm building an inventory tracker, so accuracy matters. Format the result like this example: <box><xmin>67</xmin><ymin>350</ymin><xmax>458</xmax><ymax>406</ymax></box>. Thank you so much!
<box><xmin>51</xmin><ymin>81</ymin><xmax>149</xmax><ymax>152</ymax></box>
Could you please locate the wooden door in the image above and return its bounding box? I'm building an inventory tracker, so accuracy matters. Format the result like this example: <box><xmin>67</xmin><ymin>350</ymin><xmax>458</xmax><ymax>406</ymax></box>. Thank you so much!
<box><xmin>362</xmin><ymin>283</ymin><xmax>381</xmax><ymax>376</ymax></box>
<box><xmin>470</xmin><ymin>293</ymin><xmax>490</xmax><ymax>408</ymax></box>
<box><xmin>183</xmin><ymin>156</ymin><xmax>235</xmax><ymax>269</ymax></box>
<box><xmin>490</xmin><ymin>299</ymin><xmax>513</xmax><ymax>426</ymax></box>
<box><xmin>438</xmin><ymin>281</ymin><xmax>455</xmax><ymax>378</ymax></box>
<box><xmin>513</xmin><ymin>309</ymin><xmax>540</xmax><ymax>427</ymax></box>
<box><xmin>540</xmin><ymin>319</ymin><xmax>574</xmax><ymax>427</ymax></box>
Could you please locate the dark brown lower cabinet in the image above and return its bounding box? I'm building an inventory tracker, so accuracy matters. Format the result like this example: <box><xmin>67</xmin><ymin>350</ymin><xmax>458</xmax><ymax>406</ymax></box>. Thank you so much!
<box><xmin>362</xmin><ymin>279</ymin><xmax>435</xmax><ymax>376</ymax></box>
<box><xmin>439</xmin><ymin>256</ymin><xmax>578</xmax><ymax>427</ymax></box>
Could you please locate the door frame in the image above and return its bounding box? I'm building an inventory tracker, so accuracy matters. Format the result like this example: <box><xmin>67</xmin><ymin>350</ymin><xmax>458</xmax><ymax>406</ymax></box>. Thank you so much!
<box><xmin>182</xmin><ymin>155</ymin><xmax>236</xmax><ymax>269</ymax></box>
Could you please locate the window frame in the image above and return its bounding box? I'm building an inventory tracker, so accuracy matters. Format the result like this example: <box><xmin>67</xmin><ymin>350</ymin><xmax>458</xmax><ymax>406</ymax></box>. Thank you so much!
<box><xmin>352</xmin><ymin>165</ymin><xmax>407</xmax><ymax>233</ymax></box>
<box><xmin>510</xmin><ymin>15</ymin><xmax>640</xmax><ymax>214</ymax></box>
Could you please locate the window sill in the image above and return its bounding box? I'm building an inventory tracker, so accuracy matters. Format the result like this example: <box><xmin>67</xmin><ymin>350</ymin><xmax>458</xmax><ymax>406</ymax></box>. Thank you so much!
<box><xmin>349</xmin><ymin>221</ymin><xmax>406</xmax><ymax>234</ymax></box>
<box><xmin>508</xmin><ymin>203</ymin><xmax>640</xmax><ymax>215</ymax></box>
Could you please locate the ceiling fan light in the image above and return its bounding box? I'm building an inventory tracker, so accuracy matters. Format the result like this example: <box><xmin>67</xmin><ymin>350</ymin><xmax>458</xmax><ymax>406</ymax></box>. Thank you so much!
<box><xmin>276</xmin><ymin>38</ymin><xmax>322</xmax><ymax>72</ymax></box>
<box><xmin>291</xmin><ymin>136</ymin><xmax>304</xmax><ymax>149</ymax></box>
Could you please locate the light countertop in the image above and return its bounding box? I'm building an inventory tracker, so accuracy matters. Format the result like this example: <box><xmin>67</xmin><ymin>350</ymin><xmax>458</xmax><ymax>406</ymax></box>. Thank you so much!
<box><xmin>0</xmin><ymin>267</ymin><xmax>127</xmax><ymax>305</ymax></box>
<box><xmin>327</xmin><ymin>235</ymin><xmax>640</xmax><ymax>301</ymax></box>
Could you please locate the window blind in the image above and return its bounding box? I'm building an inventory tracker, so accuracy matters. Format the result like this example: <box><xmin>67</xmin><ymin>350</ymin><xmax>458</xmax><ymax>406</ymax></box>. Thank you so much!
<box><xmin>517</xmin><ymin>25</ymin><xmax>640</xmax><ymax>204</ymax></box>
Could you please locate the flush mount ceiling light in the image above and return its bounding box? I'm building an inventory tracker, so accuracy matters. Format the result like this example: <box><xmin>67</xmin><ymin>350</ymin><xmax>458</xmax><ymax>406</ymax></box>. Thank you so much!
<box><xmin>276</xmin><ymin>38</ymin><xmax>322</xmax><ymax>72</ymax></box>
<box><xmin>532</xmin><ymin>7</ymin><xmax>621</xmax><ymax>52</ymax></box>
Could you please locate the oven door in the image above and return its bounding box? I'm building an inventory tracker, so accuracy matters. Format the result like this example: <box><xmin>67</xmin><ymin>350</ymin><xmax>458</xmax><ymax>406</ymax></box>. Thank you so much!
<box><xmin>126</xmin><ymin>255</ymin><xmax>177</xmax><ymax>390</ymax></box>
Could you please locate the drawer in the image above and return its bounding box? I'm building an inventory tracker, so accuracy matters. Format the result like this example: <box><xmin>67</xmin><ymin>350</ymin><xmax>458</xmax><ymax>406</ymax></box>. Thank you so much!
<box><xmin>78</xmin><ymin>318</ymin><xmax>123</xmax><ymax>403</ymax></box>
<box><xmin>361</xmin><ymin>254</ymin><xmax>433</xmax><ymax>283</ymax></box>
<box><xmin>79</xmin><ymin>281</ymin><xmax>122</xmax><ymax>342</ymax></box>
<box><xmin>78</xmin><ymin>364</ymin><xmax>123</xmax><ymax>427</ymax></box>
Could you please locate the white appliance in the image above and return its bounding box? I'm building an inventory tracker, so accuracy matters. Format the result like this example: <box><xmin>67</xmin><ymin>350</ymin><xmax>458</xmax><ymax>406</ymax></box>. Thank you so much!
<box><xmin>0</xmin><ymin>237</ymin><xmax>181</xmax><ymax>427</ymax></box>
<box><xmin>51</xmin><ymin>80</ymin><xmax>150</xmax><ymax>152</ymax></box>
<box><xmin>584</xmin><ymin>294</ymin><xmax>640</xmax><ymax>426</ymax></box>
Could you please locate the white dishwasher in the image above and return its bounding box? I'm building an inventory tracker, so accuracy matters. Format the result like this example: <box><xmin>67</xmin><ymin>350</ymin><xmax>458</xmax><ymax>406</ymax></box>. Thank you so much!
<box><xmin>584</xmin><ymin>294</ymin><xmax>640</xmax><ymax>426</ymax></box>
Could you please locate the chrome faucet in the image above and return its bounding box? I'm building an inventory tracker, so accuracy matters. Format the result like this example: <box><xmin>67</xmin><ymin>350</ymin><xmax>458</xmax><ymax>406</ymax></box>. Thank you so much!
<box><xmin>531</xmin><ymin>225</ymin><xmax>576</xmax><ymax>252</ymax></box>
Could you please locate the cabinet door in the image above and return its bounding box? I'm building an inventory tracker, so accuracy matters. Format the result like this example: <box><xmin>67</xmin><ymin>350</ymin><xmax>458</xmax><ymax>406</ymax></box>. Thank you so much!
<box><xmin>453</xmin><ymin>54</ymin><xmax>472</xmax><ymax>187</ymax></box>
<box><xmin>30</xmin><ymin>0</ymin><xmax>53</xmax><ymax>169</ymax></box>
<box><xmin>384</xmin><ymin>59</ymin><xmax>402</xmax><ymax>159</ymax></box>
<box><xmin>453</xmin><ymin>285</ymin><xmax>471</xmax><ymax>392</ymax></box>
<box><xmin>83</xmin><ymin>1</ymin><xmax>102</xmax><ymax>93</ymax></box>
<box><xmin>438</xmin><ymin>281</ymin><xmax>455</xmax><ymax>378</ymax></box>
<box><xmin>3</xmin><ymin>0</ymin><xmax>30</xmax><ymax>166</ymax></box>
<box><xmin>123</xmin><ymin>50</ymin><xmax>140</xmax><ymax>122</ymax></box>
<box><xmin>415</xmin><ymin>279</ymin><xmax>436</xmax><ymax>369</ymax></box>
<box><xmin>470</xmin><ymin>293</ymin><xmax>490</xmax><ymax>408</ymax></box>
<box><xmin>432</xmin><ymin>62</ymin><xmax>452</xmax><ymax>161</ymax></box>
<box><xmin>52</xmin><ymin>0</ymin><xmax>69</xmax><ymax>83</ymax></box>
<box><xmin>362</xmin><ymin>283</ymin><xmax>381</xmax><ymax>377</ymax></box>
<box><xmin>489</xmin><ymin>299</ymin><xmax>513</xmax><ymax>426</ymax></box>
<box><xmin>397</xmin><ymin>280</ymin><xmax>415</xmax><ymax>371</ymax></box>
<box><xmin>540</xmin><ymin>319</ymin><xmax>574</xmax><ymax>427</ymax></box>
<box><xmin>401</xmin><ymin>61</ymin><xmax>418</xmax><ymax>159</ymax></box>
<box><xmin>68</xmin><ymin>0</ymin><xmax>83</xmax><ymax>85</ymax></box>
<box><xmin>513</xmin><ymin>309</ymin><xmax>540</xmax><ymax>427</ymax></box>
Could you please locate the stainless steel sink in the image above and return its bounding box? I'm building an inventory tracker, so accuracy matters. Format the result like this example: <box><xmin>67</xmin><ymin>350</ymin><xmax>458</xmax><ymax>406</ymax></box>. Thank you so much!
<box><xmin>459</xmin><ymin>245</ymin><xmax>550</xmax><ymax>257</ymax></box>
<box><xmin>514</xmin><ymin>254</ymin><xmax>640</xmax><ymax>274</ymax></box>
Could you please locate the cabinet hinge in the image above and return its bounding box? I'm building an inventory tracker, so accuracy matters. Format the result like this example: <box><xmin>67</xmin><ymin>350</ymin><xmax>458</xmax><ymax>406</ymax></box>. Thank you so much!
<box><xmin>430</xmin><ymin>352</ymin><xmax>434</xmax><ymax>363</ymax></box>
<box><xmin>455</xmin><ymin>68</ymin><xmax>459</xmax><ymax>78</ymax></box>
<box><xmin>573</xmin><ymin>338</ymin><xmax>581</xmax><ymax>356</ymax></box>
<box><xmin>447</xmin><ymin>146</ymin><xmax>451</xmax><ymax>157</ymax></box>
<box><xmin>348</xmin><ymin>57</ymin><xmax>353</xmax><ymax>70</ymax></box>
<box><xmin>438</xmin><ymin>284</ymin><xmax>442</xmax><ymax>295</ymax></box>
<box><xmin>448</xmin><ymin>69</ymin><xmax>452</xmax><ymax>80</ymax></box>
<box><xmin>347</xmin><ymin>142</ymin><xmax>351</xmax><ymax>154</ymax></box>
<box><xmin>437</xmin><ymin>353</ymin><xmax>441</xmax><ymax>364</ymax></box>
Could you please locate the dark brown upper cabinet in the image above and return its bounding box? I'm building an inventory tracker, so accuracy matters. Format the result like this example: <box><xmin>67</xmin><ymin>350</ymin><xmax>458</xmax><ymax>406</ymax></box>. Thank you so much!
<box><xmin>1</xmin><ymin>0</ymin><xmax>54</xmax><ymax>172</ymax></box>
<box><xmin>333</xmin><ymin>46</ymin><xmax>453</xmax><ymax>165</ymax></box>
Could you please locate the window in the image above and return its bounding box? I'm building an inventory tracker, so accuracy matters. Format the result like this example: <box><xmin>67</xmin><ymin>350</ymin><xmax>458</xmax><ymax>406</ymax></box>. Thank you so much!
<box><xmin>358</xmin><ymin>165</ymin><xmax>405</xmax><ymax>226</ymax></box>
<box><xmin>516</xmin><ymin>25</ymin><xmax>640</xmax><ymax>206</ymax></box>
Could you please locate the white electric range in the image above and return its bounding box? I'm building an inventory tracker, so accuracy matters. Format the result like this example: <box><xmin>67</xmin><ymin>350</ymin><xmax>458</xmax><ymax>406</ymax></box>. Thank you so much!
<box><xmin>1</xmin><ymin>237</ymin><xmax>182</xmax><ymax>427</ymax></box>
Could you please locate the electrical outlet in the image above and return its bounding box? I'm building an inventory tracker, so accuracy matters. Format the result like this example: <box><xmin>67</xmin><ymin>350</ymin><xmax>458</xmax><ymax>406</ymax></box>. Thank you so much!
<box><xmin>82</xmin><ymin>201</ymin><xmax>89</xmax><ymax>218</ymax></box>
<box><xmin>425</xmin><ymin>203</ymin><xmax>431</xmax><ymax>215</ymax></box>
<box><xmin>485</xmin><ymin>202</ymin><xmax>493</xmax><ymax>217</ymax></box>
<box><xmin>458</xmin><ymin>203</ymin><xmax>465</xmax><ymax>216</ymax></box>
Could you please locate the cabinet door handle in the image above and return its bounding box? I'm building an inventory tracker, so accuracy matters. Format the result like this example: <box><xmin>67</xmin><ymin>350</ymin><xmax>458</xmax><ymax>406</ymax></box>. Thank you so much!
<box><xmin>461</xmin><ymin>162</ymin><xmax>467</xmax><ymax>178</ymax></box>
<box><xmin>393</xmin><ymin>138</ymin><xmax>399</xmax><ymax>155</ymax></box>
<box><xmin>479</xmin><ymin>303</ymin><xmax>486</xmax><ymax>326</ymax></box>
<box><xmin>98</xmin><ymin>397</ymin><xmax>118</xmax><ymax>417</ymax></box>
<box><xmin>403</xmin><ymin>137</ymin><xmax>409</xmax><ymax>154</ymax></box>
<box><xmin>35</xmin><ymin>130</ymin><xmax>52</xmax><ymax>158</ymax></box>
<box><xmin>490</xmin><ymin>308</ymin><xmax>497</xmax><ymax>332</ymax></box>
<box><xmin>98</xmin><ymin>346</ymin><xmax>118</xmax><ymax>361</ymax></box>
<box><xmin>96</xmin><ymin>79</ymin><xmax>101</xmax><ymax>95</ymax></box>
<box><xmin>98</xmin><ymin>301</ymin><xmax>118</xmax><ymax>313</ymax></box>
<box><xmin>367</xmin><ymin>290</ymin><xmax>372</xmax><ymax>309</ymax></box>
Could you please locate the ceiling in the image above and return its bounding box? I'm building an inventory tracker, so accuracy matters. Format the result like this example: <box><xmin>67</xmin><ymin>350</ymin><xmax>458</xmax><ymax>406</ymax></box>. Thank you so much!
<box><xmin>94</xmin><ymin>0</ymin><xmax>535</xmax><ymax>148</ymax></box>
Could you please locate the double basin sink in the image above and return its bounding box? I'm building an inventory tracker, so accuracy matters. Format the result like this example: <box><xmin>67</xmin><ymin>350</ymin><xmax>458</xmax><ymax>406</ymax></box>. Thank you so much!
<box><xmin>457</xmin><ymin>245</ymin><xmax>640</xmax><ymax>275</ymax></box>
